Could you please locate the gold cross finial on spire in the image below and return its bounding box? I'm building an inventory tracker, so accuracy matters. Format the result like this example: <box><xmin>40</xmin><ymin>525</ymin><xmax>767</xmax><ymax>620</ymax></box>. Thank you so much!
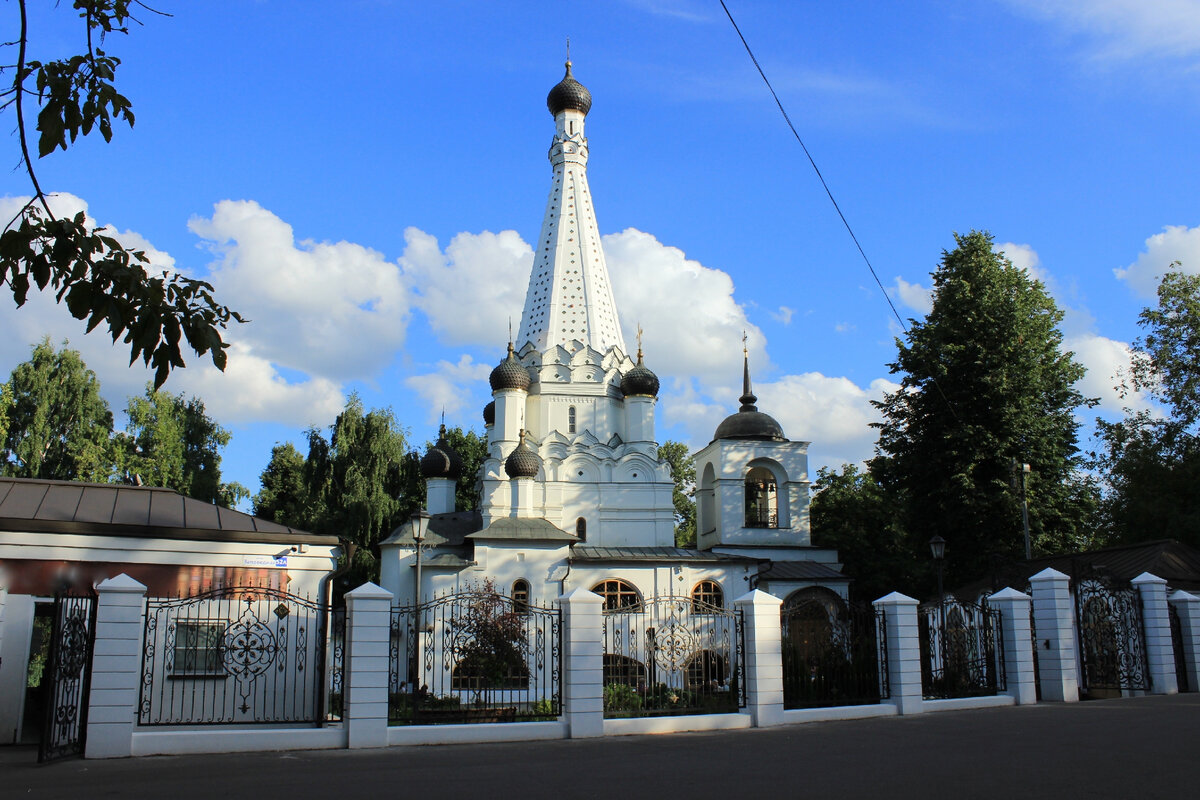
<box><xmin>566</xmin><ymin>37</ymin><xmax>571</xmax><ymax>63</ymax></box>
<box><xmin>742</xmin><ymin>330</ymin><xmax>748</xmax><ymax>357</ymax></box>
<box><xmin>636</xmin><ymin>323</ymin><xmax>644</xmax><ymax>360</ymax></box>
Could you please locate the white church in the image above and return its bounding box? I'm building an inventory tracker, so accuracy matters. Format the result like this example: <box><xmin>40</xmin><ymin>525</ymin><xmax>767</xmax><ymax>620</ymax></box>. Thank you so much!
<box><xmin>380</xmin><ymin>61</ymin><xmax>848</xmax><ymax>615</ymax></box>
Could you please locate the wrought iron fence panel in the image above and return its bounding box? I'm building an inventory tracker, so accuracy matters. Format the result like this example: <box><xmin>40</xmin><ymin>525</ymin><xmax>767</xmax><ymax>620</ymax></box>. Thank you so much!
<box><xmin>1074</xmin><ymin>576</ymin><xmax>1149</xmax><ymax>695</ymax></box>
<box><xmin>1169</xmin><ymin>602</ymin><xmax>1188</xmax><ymax>693</ymax></box>
<box><xmin>602</xmin><ymin>596</ymin><xmax>744</xmax><ymax>718</ymax></box>
<box><xmin>388</xmin><ymin>590</ymin><xmax>561</xmax><ymax>725</ymax></box>
<box><xmin>139</xmin><ymin>587</ymin><xmax>332</xmax><ymax>726</ymax></box>
<box><xmin>781</xmin><ymin>599</ymin><xmax>887</xmax><ymax>709</ymax></box>
<box><xmin>325</xmin><ymin>606</ymin><xmax>346</xmax><ymax>720</ymax></box>
<box><xmin>918</xmin><ymin>598</ymin><xmax>1005</xmax><ymax>700</ymax></box>
<box><xmin>38</xmin><ymin>591</ymin><xmax>97</xmax><ymax>762</ymax></box>
<box><xmin>1030</xmin><ymin>598</ymin><xmax>1042</xmax><ymax>701</ymax></box>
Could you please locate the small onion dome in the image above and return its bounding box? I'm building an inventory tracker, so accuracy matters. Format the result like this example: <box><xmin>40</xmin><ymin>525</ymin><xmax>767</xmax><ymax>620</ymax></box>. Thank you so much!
<box><xmin>547</xmin><ymin>60</ymin><xmax>592</xmax><ymax>117</ymax></box>
<box><xmin>620</xmin><ymin>349</ymin><xmax>659</xmax><ymax>398</ymax></box>
<box><xmin>490</xmin><ymin>341</ymin><xmax>531</xmax><ymax>392</ymax></box>
<box><xmin>504</xmin><ymin>430</ymin><xmax>542</xmax><ymax>479</ymax></box>
<box><xmin>713</xmin><ymin>354</ymin><xmax>786</xmax><ymax>442</ymax></box>
<box><xmin>420</xmin><ymin>424</ymin><xmax>463</xmax><ymax>479</ymax></box>
<box><xmin>483</xmin><ymin>400</ymin><xmax>496</xmax><ymax>426</ymax></box>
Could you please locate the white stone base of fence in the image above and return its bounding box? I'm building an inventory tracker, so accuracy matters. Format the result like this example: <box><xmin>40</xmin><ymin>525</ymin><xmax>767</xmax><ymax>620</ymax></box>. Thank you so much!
<box><xmin>387</xmin><ymin>720</ymin><xmax>567</xmax><ymax>747</ymax></box>
<box><xmin>923</xmin><ymin>695</ymin><xmax>1016</xmax><ymax>713</ymax></box>
<box><xmin>131</xmin><ymin>727</ymin><xmax>347</xmax><ymax>757</ymax></box>
<box><xmin>778</xmin><ymin>703</ymin><xmax>899</xmax><ymax>725</ymax></box>
<box><xmin>603</xmin><ymin>712</ymin><xmax>751</xmax><ymax>737</ymax></box>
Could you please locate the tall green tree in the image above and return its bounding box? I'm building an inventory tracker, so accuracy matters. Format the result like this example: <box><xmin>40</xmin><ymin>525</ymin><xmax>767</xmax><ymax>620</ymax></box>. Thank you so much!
<box><xmin>1094</xmin><ymin>268</ymin><xmax>1200</xmax><ymax>546</ymax></box>
<box><xmin>254</xmin><ymin>442</ymin><xmax>312</xmax><ymax>526</ymax></box>
<box><xmin>301</xmin><ymin>394</ymin><xmax>412</xmax><ymax>582</ymax></box>
<box><xmin>3</xmin><ymin>1</ymin><xmax>241</xmax><ymax>387</ymax></box>
<box><xmin>437</xmin><ymin>426</ymin><xmax>487</xmax><ymax>512</ymax></box>
<box><xmin>810</xmin><ymin>464</ymin><xmax>914</xmax><ymax>602</ymax></box>
<box><xmin>119</xmin><ymin>385</ymin><xmax>247</xmax><ymax>507</ymax></box>
<box><xmin>872</xmin><ymin>231</ymin><xmax>1097</xmax><ymax>589</ymax></box>
<box><xmin>1</xmin><ymin>338</ymin><xmax>114</xmax><ymax>481</ymax></box>
<box><xmin>658</xmin><ymin>441</ymin><xmax>697</xmax><ymax>548</ymax></box>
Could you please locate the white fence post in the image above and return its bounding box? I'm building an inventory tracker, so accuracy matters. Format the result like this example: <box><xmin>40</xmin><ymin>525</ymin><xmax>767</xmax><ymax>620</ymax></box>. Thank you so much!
<box><xmin>1029</xmin><ymin>567</ymin><xmax>1079</xmax><ymax>702</ymax></box>
<box><xmin>345</xmin><ymin>582</ymin><xmax>393</xmax><ymax>749</ymax></box>
<box><xmin>558</xmin><ymin>588</ymin><xmax>604</xmax><ymax>738</ymax></box>
<box><xmin>85</xmin><ymin>574</ymin><xmax>147</xmax><ymax>759</ymax></box>
<box><xmin>734</xmin><ymin>589</ymin><xmax>783</xmax><ymax>727</ymax></box>
<box><xmin>1132</xmin><ymin>572</ymin><xmax>1177</xmax><ymax>695</ymax></box>
<box><xmin>988</xmin><ymin>587</ymin><xmax>1037</xmax><ymax>704</ymax></box>
<box><xmin>1168</xmin><ymin>590</ymin><xmax>1200</xmax><ymax>692</ymax></box>
<box><xmin>0</xmin><ymin>587</ymin><xmax>7</xmax><ymax>661</ymax></box>
<box><xmin>873</xmin><ymin>592</ymin><xmax>923</xmax><ymax>715</ymax></box>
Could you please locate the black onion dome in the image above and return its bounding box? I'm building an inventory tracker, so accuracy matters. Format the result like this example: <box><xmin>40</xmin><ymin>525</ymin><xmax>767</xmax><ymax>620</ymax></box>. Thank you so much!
<box><xmin>420</xmin><ymin>424</ymin><xmax>463</xmax><ymax>479</ymax></box>
<box><xmin>621</xmin><ymin>350</ymin><xmax>659</xmax><ymax>398</ymax></box>
<box><xmin>547</xmin><ymin>61</ymin><xmax>592</xmax><ymax>117</ymax></box>
<box><xmin>504</xmin><ymin>431</ymin><xmax>542</xmax><ymax>479</ymax></box>
<box><xmin>713</xmin><ymin>353</ymin><xmax>786</xmax><ymax>442</ymax></box>
<box><xmin>490</xmin><ymin>342</ymin><xmax>531</xmax><ymax>392</ymax></box>
<box><xmin>483</xmin><ymin>400</ymin><xmax>496</xmax><ymax>426</ymax></box>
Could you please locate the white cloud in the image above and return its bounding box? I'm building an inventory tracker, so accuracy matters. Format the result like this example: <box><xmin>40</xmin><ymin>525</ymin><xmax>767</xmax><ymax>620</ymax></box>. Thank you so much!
<box><xmin>891</xmin><ymin>276</ymin><xmax>933</xmax><ymax>315</ymax></box>
<box><xmin>1066</xmin><ymin>332</ymin><xmax>1154</xmax><ymax>416</ymax></box>
<box><xmin>770</xmin><ymin>306</ymin><xmax>796</xmax><ymax>325</ymax></box>
<box><xmin>189</xmin><ymin>200</ymin><xmax>410</xmax><ymax>382</ymax></box>
<box><xmin>1114</xmin><ymin>224</ymin><xmax>1200</xmax><ymax>296</ymax></box>
<box><xmin>399</xmin><ymin>227</ymin><xmax>532</xmax><ymax>347</ymax></box>
<box><xmin>603</xmin><ymin>228</ymin><xmax>768</xmax><ymax>386</ymax></box>
<box><xmin>403</xmin><ymin>355</ymin><xmax>492</xmax><ymax>424</ymax></box>
<box><xmin>1005</xmin><ymin>0</ymin><xmax>1200</xmax><ymax>62</ymax></box>
<box><xmin>996</xmin><ymin>241</ymin><xmax>1052</xmax><ymax>285</ymax></box>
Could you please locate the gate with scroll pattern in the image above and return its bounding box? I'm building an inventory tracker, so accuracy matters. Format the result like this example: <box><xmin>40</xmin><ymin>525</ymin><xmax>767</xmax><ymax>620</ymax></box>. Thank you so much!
<box><xmin>38</xmin><ymin>591</ymin><xmax>98</xmax><ymax>762</ymax></box>
<box><xmin>139</xmin><ymin>587</ymin><xmax>336</xmax><ymax>725</ymax></box>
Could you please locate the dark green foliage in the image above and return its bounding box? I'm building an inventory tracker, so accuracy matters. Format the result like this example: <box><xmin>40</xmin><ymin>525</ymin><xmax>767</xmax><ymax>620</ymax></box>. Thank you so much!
<box><xmin>436</xmin><ymin>426</ymin><xmax>487</xmax><ymax>511</ymax></box>
<box><xmin>253</xmin><ymin>443</ymin><xmax>311</xmax><ymax>525</ymax></box>
<box><xmin>871</xmin><ymin>231</ymin><xmax>1098</xmax><ymax>590</ymax></box>
<box><xmin>1094</xmin><ymin>269</ymin><xmax>1200</xmax><ymax>546</ymax></box>
<box><xmin>1</xmin><ymin>338</ymin><xmax>114</xmax><ymax>481</ymax></box>
<box><xmin>810</xmin><ymin>464</ymin><xmax>915</xmax><ymax>602</ymax></box>
<box><xmin>119</xmin><ymin>385</ymin><xmax>246</xmax><ymax>506</ymax></box>
<box><xmin>4</xmin><ymin>1</ymin><xmax>241</xmax><ymax>388</ymax></box>
<box><xmin>658</xmin><ymin>441</ymin><xmax>697</xmax><ymax>548</ymax></box>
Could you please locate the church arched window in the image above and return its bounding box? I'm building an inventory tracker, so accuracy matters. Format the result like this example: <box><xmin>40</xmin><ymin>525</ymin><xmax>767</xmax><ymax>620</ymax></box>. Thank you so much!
<box><xmin>568</xmin><ymin>406</ymin><xmax>577</xmax><ymax>433</ymax></box>
<box><xmin>691</xmin><ymin>580</ymin><xmax>724</xmax><ymax>612</ymax></box>
<box><xmin>512</xmin><ymin>579</ymin><xmax>530</xmax><ymax>615</ymax></box>
<box><xmin>592</xmin><ymin>579</ymin><xmax>641</xmax><ymax>612</ymax></box>
<box><xmin>576</xmin><ymin>517</ymin><xmax>587</xmax><ymax>542</ymax></box>
<box><xmin>745</xmin><ymin>466</ymin><xmax>779</xmax><ymax>528</ymax></box>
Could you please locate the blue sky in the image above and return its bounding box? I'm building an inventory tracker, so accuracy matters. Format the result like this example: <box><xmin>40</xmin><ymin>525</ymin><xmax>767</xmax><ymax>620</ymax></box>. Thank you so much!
<box><xmin>4</xmin><ymin>0</ymin><xmax>1200</xmax><ymax>503</ymax></box>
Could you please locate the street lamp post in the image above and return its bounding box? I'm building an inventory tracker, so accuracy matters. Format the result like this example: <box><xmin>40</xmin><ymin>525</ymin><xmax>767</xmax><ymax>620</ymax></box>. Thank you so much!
<box><xmin>408</xmin><ymin>508</ymin><xmax>431</xmax><ymax>700</ymax></box>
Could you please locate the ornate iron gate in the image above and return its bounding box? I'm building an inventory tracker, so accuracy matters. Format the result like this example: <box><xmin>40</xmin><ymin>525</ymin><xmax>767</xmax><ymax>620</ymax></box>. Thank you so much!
<box><xmin>918</xmin><ymin>598</ymin><xmax>1005</xmax><ymax>699</ymax></box>
<box><xmin>1169</xmin><ymin>603</ymin><xmax>1188</xmax><ymax>693</ymax></box>
<box><xmin>38</xmin><ymin>591</ymin><xmax>98</xmax><ymax>763</ymax></box>
<box><xmin>388</xmin><ymin>590</ymin><xmax>561</xmax><ymax>725</ymax></box>
<box><xmin>1073</xmin><ymin>576</ymin><xmax>1149</xmax><ymax>697</ymax></box>
<box><xmin>602</xmin><ymin>596</ymin><xmax>745</xmax><ymax>717</ymax></box>
<box><xmin>139</xmin><ymin>587</ymin><xmax>334</xmax><ymax>725</ymax></box>
<box><xmin>781</xmin><ymin>599</ymin><xmax>888</xmax><ymax>709</ymax></box>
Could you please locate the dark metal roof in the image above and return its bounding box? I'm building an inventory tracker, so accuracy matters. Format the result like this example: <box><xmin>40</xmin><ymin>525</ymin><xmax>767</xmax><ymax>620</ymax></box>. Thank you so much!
<box><xmin>490</xmin><ymin>344</ymin><xmax>531</xmax><ymax>391</ymax></box>
<box><xmin>383</xmin><ymin>510</ymin><xmax>483</xmax><ymax>547</ymax></box>
<box><xmin>757</xmin><ymin>560</ymin><xmax>847</xmax><ymax>582</ymax></box>
<box><xmin>956</xmin><ymin>539</ymin><xmax>1200</xmax><ymax>598</ymax></box>
<box><xmin>620</xmin><ymin>354</ymin><xmax>659</xmax><ymax>398</ymax></box>
<box><xmin>468</xmin><ymin>517</ymin><xmax>577</xmax><ymax>542</ymax></box>
<box><xmin>504</xmin><ymin>439</ymin><xmax>542</xmax><ymax>479</ymax></box>
<box><xmin>0</xmin><ymin>476</ymin><xmax>336</xmax><ymax>545</ymax></box>
<box><xmin>546</xmin><ymin>61</ymin><xmax>592</xmax><ymax>116</ymax></box>
<box><xmin>570</xmin><ymin>546</ymin><xmax>756</xmax><ymax>563</ymax></box>
<box><xmin>420</xmin><ymin>425</ymin><xmax>463</xmax><ymax>479</ymax></box>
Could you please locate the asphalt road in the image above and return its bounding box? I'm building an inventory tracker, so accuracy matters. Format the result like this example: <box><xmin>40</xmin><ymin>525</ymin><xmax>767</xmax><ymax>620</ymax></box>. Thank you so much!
<box><xmin>3</xmin><ymin>694</ymin><xmax>1198</xmax><ymax>800</ymax></box>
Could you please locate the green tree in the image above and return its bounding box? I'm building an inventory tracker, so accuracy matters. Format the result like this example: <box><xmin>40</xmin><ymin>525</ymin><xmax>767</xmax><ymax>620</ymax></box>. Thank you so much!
<box><xmin>3</xmin><ymin>1</ymin><xmax>241</xmax><ymax>387</ymax></box>
<box><xmin>1</xmin><ymin>338</ymin><xmax>114</xmax><ymax>481</ymax></box>
<box><xmin>119</xmin><ymin>385</ymin><xmax>247</xmax><ymax>506</ymax></box>
<box><xmin>1094</xmin><ymin>268</ymin><xmax>1200</xmax><ymax>546</ymax></box>
<box><xmin>810</xmin><ymin>464</ymin><xmax>914</xmax><ymax>602</ymax></box>
<box><xmin>658</xmin><ymin>441</ymin><xmax>697</xmax><ymax>548</ymax></box>
<box><xmin>872</xmin><ymin>231</ymin><xmax>1097</xmax><ymax>589</ymax></box>
<box><xmin>302</xmin><ymin>394</ymin><xmax>412</xmax><ymax>583</ymax></box>
<box><xmin>254</xmin><ymin>442</ymin><xmax>312</xmax><ymax>526</ymax></box>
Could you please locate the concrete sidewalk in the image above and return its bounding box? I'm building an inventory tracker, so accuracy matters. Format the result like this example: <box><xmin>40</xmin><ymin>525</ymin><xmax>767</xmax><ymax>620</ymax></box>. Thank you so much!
<box><xmin>3</xmin><ymin>693</ymin><xmax>1198</xmax><ymax>800</ymax></box>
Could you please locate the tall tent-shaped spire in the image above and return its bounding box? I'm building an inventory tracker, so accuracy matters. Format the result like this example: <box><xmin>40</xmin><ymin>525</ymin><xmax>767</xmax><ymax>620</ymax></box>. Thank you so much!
<box><xmin>517</xmin><ymin>61</ymin><xmax>626</xmax><ymax>355</ymax></box>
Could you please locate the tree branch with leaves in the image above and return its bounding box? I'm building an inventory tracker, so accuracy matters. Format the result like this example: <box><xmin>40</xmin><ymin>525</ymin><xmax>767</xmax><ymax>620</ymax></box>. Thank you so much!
<box><xmin>1</xmin><ymin>0</ymin><xmax>242</xmax><ymax>388</ymax></box>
